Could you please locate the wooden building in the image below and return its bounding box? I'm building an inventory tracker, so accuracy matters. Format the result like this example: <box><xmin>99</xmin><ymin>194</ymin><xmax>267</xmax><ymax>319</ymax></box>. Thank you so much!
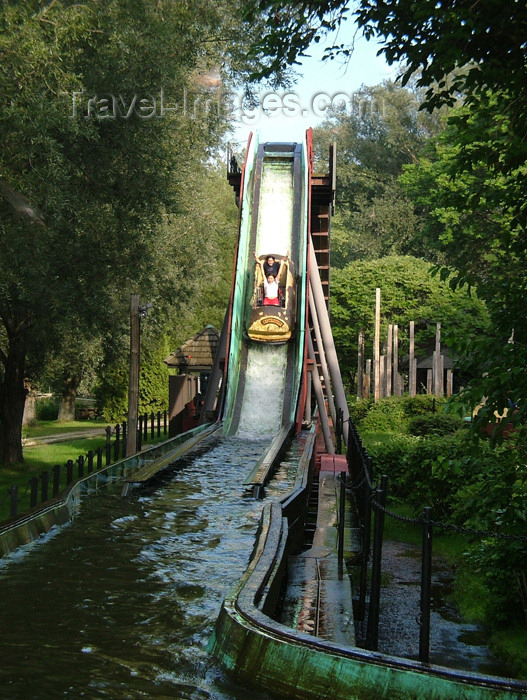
<box><xmin>163</xmin><ymin>325</ymin><xmax>220</xmax><ymax>435</ymax></box>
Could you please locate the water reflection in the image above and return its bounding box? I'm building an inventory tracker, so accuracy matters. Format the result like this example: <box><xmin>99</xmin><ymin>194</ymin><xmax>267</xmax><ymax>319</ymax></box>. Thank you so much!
<box><xmin>0</xmin><ymin>435</ymin><xmax>275</xmax><ymax>699</ymax></box>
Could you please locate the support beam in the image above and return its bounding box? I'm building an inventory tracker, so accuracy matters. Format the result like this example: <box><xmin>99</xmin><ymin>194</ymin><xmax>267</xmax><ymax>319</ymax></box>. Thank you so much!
<box><xmin>409</xmin><ymin>321</ymin><xmax>416</xmax><ymax>397</ymax></box>
<box><xmin>309</xmin><ymin>243</ymin><xmax>349</xmax><ymax>445</ymax></box>
<box><xmin>357</xmin><ymin>329</ymin><xmax>364</xmax><ymax>400</ymax></box>
<box><xmin>308</xmin><ymin>333</ymin><xmax>334</xmax><ymax>454</ymax></box>
<box><xmin>309</xmin><ymin>288</ymin><xmax>336</xmax><ymax>424</ymax></box>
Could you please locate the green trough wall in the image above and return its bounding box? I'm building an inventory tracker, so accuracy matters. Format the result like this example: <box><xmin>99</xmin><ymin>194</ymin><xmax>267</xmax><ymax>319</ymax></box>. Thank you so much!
<box><xmin>0</xmin><ymin>423</ymin><xmax>216</xmax><ymax>558</ymax></box>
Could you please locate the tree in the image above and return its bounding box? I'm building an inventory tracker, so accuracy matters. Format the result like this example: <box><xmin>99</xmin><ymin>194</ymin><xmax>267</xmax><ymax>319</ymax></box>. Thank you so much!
<box><xmin>330</xmin><ymin>255</ymin><xmax>489</xmax><ymax>389</ymax></box>
<box><xmin>93</xmin><ymin>163</ymin><xmax>239</xmax><ymax>421</ymax></box>
<box><xmin>242</xmin><ymin>0</ymin><xmax>527</xmax><ymax>115</ymax></box>
<box><xmin>0</xmin><ymin>0</ymin><xmax>270</xmax><ymax>464</ymax></box>
<box><xmin>312</xmin><ymin>81</ymin><xmax>443</xmax><ymax>266</ymax></box>
<box><xmin>400</xmin><ymin>96</ymin><xmax>527</xmax><ymax>433</ymax></box>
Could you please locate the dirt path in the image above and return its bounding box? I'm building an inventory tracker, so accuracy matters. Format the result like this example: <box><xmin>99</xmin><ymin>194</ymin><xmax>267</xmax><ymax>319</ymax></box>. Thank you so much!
<box><xmin>372</xmin><ymin>539</ymin><xmax>509</xmax><ymax>676</ymax></box>
<box><xmin>22</xmin><ymin>427</ymin><xmax>107</xmax><ymax>447</ymax></box>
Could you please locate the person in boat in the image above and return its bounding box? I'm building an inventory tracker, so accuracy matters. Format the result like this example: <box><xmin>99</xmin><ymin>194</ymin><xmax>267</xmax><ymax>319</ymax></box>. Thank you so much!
<box><xmin>263</xmin><ymin>273</ymin><xmax>280</xmax><ymax>306</ymax></box>
<box><xmin>254</xmin><ymin>253</ymin><xmax>288</xmax><ymax>279</ymax></box>
<box><xmin>263</xmin><ymin>255</ymin><xmax>281</xmax><ymax>279</ymax></box>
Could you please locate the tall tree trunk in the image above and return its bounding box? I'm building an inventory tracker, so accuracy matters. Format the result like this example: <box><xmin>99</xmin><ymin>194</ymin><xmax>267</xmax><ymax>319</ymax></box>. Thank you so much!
<box><xmin>58</xmin><ymin>376</ymin><xmax>81</xmax><ymax>421</ymax></box>
<box><xmin>0</xmin><ymin>328</ymin><xmax>27</xmax><ymax>465</ymax></box>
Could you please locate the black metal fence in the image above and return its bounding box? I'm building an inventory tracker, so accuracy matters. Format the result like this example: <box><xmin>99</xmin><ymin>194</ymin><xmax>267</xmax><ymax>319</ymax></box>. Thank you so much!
<box><xmin>2</xmin><ymin>411</ymin><xmax>168</xmax><ymax>524</ymax></box>
<box><xmin>335</xmin><ymin>406</ymin><xmax>527</xmax><ymax>662</ymax></box>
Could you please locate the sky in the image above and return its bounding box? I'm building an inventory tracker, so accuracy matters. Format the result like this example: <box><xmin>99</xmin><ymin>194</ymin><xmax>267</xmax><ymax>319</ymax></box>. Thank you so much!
<box><xmin>229</xmin><ymin>18</ymin><xmax>399</xmax><ymax>147</ymax></box>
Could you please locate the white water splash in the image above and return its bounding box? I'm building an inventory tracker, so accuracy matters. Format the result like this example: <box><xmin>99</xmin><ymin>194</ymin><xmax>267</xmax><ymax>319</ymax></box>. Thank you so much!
<box><xmin>236</xmin><ymin>343</ymin><xmax>288</xmax><ymax>437</ymax></box>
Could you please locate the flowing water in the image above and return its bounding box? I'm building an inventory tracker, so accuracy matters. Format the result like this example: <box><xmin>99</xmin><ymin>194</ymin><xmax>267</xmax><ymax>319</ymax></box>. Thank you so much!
<box><xmin>0</xmin><ymin>435</ymin><xmax>277</xmax><ymax>700</ymax></box>
<box><xmin>0</xmin><ymin>433</ymin><xmax>515</xmax><ymax>698</ymax></box>
<box><xmin>237</xmin><ymin>344</ymin><xmax>288</xmax><ymax>437</ymax></box>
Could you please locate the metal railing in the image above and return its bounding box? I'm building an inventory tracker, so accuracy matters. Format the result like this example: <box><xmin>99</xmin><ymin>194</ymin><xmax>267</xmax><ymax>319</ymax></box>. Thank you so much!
<box><xmin>2</xmin><ymin>411</ymin><xmax>168</xmax><ymax>524</ymax></box>
<box><xmin>334</xmin><ymin>406</ymin><xmax>527</xmax><ymax>662</ymax></box>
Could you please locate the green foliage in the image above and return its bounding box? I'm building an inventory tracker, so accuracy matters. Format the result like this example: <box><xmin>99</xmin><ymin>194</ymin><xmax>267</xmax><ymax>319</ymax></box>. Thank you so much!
<box><xmin>359</xmin><ymin>397</ymin><xmax>408</xmax><ymax>433</ymax></box>
<box><xmin>95</xmin><ymin>331</ymin><xmax>170</xmax><ymax>423</ymax></box>
<box><xmin>348</xmin><ymin>397</ymin><xmax>375</xmax><ymax>425</ymax></box>
<box><xmin>408</xmin><ymin>413</ymin><xmax>465</xmax><ymax>437</ymax></box>
<box><xmin>401</xmin><ymin>394</ymin><xmax>446</xmax><ymax>417</ymax></box>
<box><xmin>465</xmin><ymin>537</ymin><xmax>527</xmax><ymax>626</ymax></box>
<box><xmin>400</xmin><ymin>94</ymin><xmax>527</xmax><ymax>439</ymax></box>
<box><xmin>245</xmin><ymin>0</ymin><xmax>527</xmax><ymax>125</ymax></box>
<box><xmin>365</xmin><ymin>407</ymin><xmax>527</xmax><ymax>625</ymax></box>
<box><xmin>353</xmin><ymin>394</ymin><xmax>449</xmax><ymax>435</ymax></box>
<box><xmin>35</xmin><ymin>397</ymin><xmax>59</xmax><ymax>421</ymax></box>
<box><xmin>330</xmin><ymin>255</ymin><xmax>489</xmax><ymax>388</ymax></box>
<box><xmin>313</xmin><ymin>81</ymin><xmax>445</xmax><ymax>267</ymax></box>
<box><xmin>369</xmin><ymin>431</ymin><xmax>480</xmax><ymax>520</ymax></box>
<box><xmin>491</xmin><ymin>627</ymin><xmax>527</xmax><ymax>679</ymax></box>
<box><xmin>0</xmin><ymin>0</ymin><xmax>258</xmax><ymax>463</ymax></box>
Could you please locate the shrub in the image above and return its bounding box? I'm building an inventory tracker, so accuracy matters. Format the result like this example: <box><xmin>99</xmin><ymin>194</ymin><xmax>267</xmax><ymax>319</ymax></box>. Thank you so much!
<box><xmin>359</xmin><ymin>397</ymin><xmax>409</xmax><ymax>433</ymax></box>
<box><xmin>401</xmin><ymin>394</ymin><xmax>446</xmax><ymax>416</ymax></box>
<box><xmin>368</xmin><ymin>431</ymin><xmax>479</xmax><ymax>519</ymax></box>
<box><xmin>408</xmin><ymin>413</ymin><xmax>465</xmax><ymax>437</ymax></box>
<box><xmin>36</xmin><ymin>396</ymin><xmax>59</xmax><ymax>421</ymax></box>
<box><xmin>348</xmin><ymin>397</ymin><xmax>375</xmax><ymax>425</ymax></box>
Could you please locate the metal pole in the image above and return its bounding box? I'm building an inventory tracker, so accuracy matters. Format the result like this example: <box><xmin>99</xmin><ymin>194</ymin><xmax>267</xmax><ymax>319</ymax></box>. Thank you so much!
<box><xmin>126</xmin><ymin>294</ymin><xmax>140</xmax><ymax>456</ymax></box>
<box><xmin>105</xmin><ymin>426</ymin><xmax>112</xmax><ymax>465</ymax></box>
<box><xmin>358</xmin><ymin>463</ymin><xmax>372</xmax><ymax>621</ymax></box>
<box><xmin>366</xmin><ymin>474</ymin><xmax>388</xmax><ymax>651</ymax></box>
<box><xmin>419</xmin><ymin>506</ymin><xmax>433</xmax><ymax>662</ymax></box>
<box><xmin>338</xmin><ymin>471</ymin><xmax>346</xmax><ymax>580</ymax></box>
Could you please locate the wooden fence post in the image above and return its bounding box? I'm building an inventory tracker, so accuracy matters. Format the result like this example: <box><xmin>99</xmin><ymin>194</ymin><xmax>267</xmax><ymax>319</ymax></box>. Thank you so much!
<box><xmin>409</xmin><ymin>321</ymin><xmax>416</xmax><ymax>396</ymax></box>
<box><xmin>374</xmin><ymin>288</ymin><xmax>381</xmax><ymax>402</ymax></box>
<box><xmin>357</xmin><ymin>329</ymin><xmax>364</xmax><ymax>399</ymax></box>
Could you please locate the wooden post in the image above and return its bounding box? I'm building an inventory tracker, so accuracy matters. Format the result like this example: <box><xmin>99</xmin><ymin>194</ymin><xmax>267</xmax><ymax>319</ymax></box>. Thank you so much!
<box><xmin>374</xmin><ymin>288</ymin><xmax>381</xmax><ymax>402</ymax></box>
<box><xmin>126</xmin><ymin>294</ymin><xmax>140</xmax><ymax>457</ymax></box>
<box><xmin>434</xmin><ymin>323</ymin><xmax>441</xmax><ymax>396</ymax></box>
<box><xmin>386</xmin><ymin>324</ymin><xmax>392</xmax><ymax>397</ymax></box>
<box><xmin>427</xmin><ymin>369</ymin><xmax>433</xmax><ymax>394</ymax></box>
<box><xmin>409</xmin><ymin>321</ymin><xmax>416</xmax><ymax>396</ymax></box>
<box><xmin>364</xmin><ymin>359</ymin><xmax>371</xmax><ymax>398</ymax></box>
<box><xmin>446</xmin><ymin>369</ymin><xmax>453</xmax><ymax>398</ymax></box>
<box><xmin>393</xmin><ymin>324</ymin><xmax>400</xmax><ymax>396</ymax></box>
<box><xmin>380</xmin><ymin>355</ymin><xmax>386</xmax><ymax>398</ymax></box>
<box><xmin>357</xmin><ymin>330</ymin><xmax>365</xmax><ymax>399</ymax></box>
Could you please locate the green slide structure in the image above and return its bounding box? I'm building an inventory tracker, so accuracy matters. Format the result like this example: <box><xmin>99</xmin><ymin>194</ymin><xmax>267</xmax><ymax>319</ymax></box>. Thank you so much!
<box><xmin>221</xmin><ymin>133</ymin><xmax>309</xmax><ymax>438</ymax></box>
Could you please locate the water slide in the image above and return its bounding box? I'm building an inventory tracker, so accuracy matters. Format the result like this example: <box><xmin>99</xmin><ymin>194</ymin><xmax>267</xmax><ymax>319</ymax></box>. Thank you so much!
<box><xmin>221</xmin><ymin>133</ymin><xmax>309</xmax><ymax>438</ymax></box>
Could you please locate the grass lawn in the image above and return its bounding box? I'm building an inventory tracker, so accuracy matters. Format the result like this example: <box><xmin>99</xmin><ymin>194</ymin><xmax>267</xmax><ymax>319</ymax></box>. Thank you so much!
<box><xmin>1</xmin><ymin>420</ymin><xmax>112</xmax><ymax>522</ymax></box>
<box><xmin>0</xmin><ymin>435</ymin><xmax>108</xmax><ymax>523</ymax></box>
<box><xmin>1</xmin><ymin>418</ymin><xmax>166</xmax><ymax>523</ymax></box>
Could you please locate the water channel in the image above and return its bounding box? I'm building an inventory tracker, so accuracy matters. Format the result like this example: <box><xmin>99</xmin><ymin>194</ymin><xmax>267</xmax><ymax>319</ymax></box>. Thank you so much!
<box><xmin>0</xmin><ymin>435</ymin><xmax>280</xmax><ymax>700</ymax></box>
<box><xmin>0</xmin><ymin>431</ymin><xmax>517</xmax><ymax>698</ymax></box>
